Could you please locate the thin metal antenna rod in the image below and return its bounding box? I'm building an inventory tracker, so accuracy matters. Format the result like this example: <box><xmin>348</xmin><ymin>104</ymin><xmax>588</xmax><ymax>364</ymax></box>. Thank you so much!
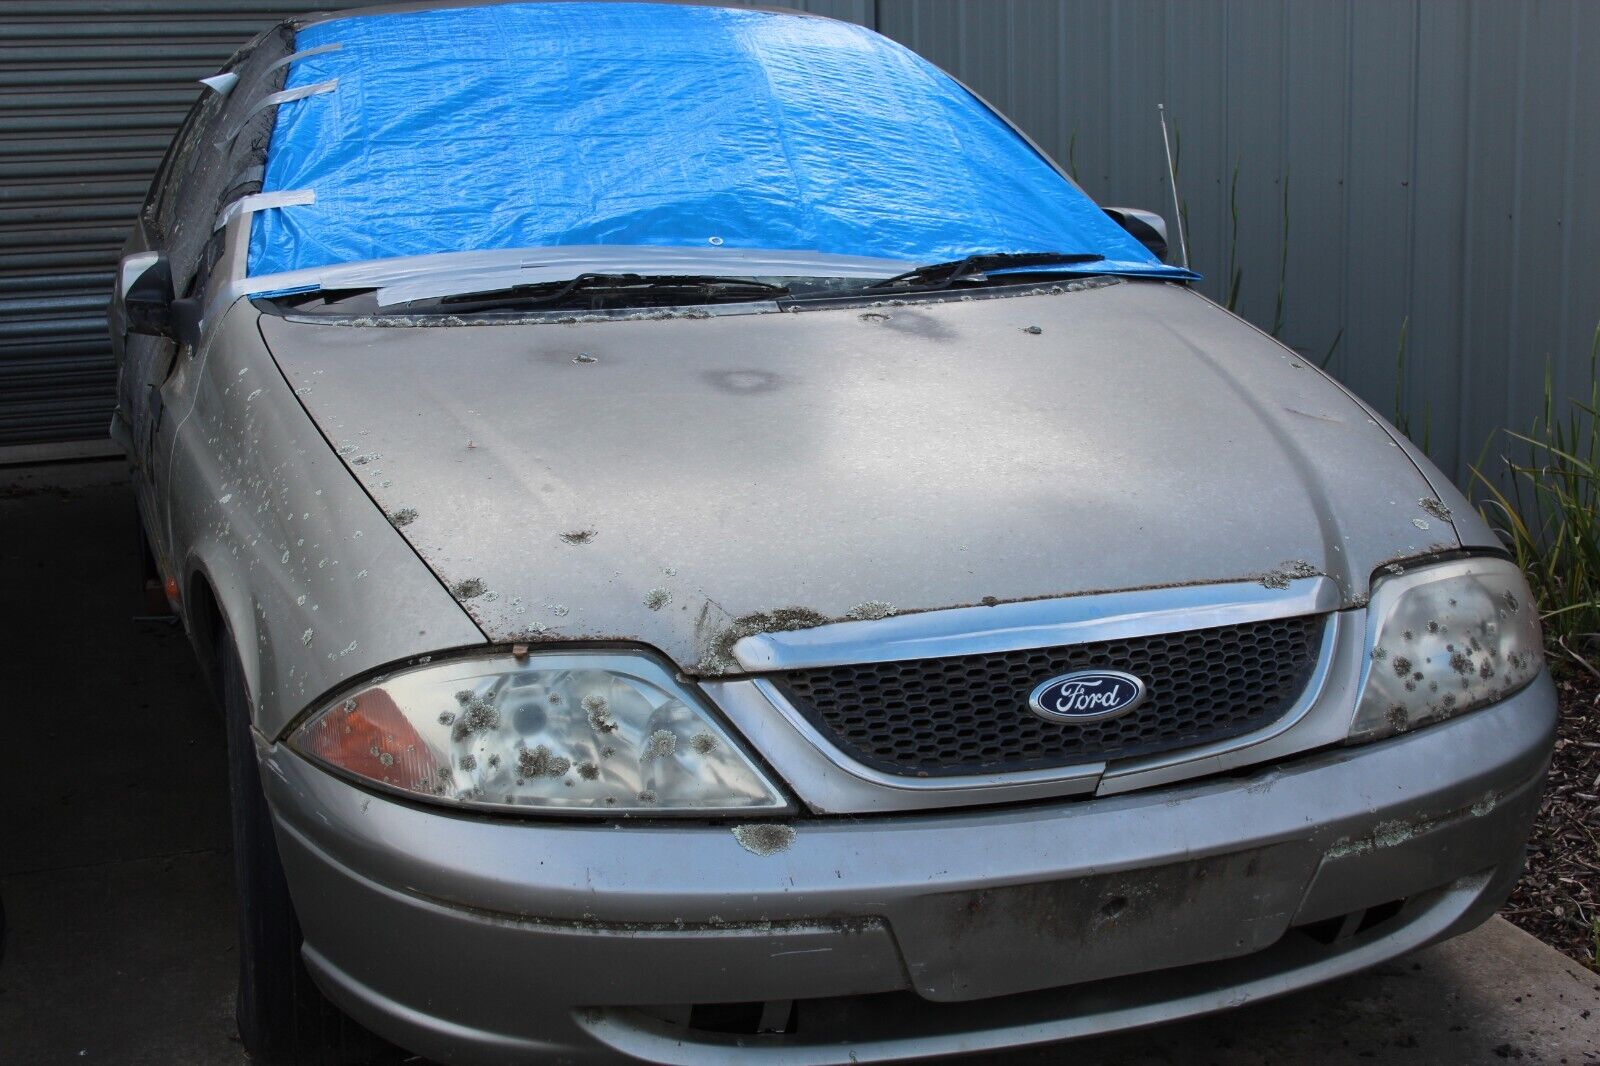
<box><xmin>1157</xmin><ymin>103</ymin><xmax>1190</xmax><ymax>270</ymax></box>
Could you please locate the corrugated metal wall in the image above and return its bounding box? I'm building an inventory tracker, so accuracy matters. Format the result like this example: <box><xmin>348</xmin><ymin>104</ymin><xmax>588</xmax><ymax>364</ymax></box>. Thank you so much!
<box><xmin>4</xmin><ymin>1</ymin><xmax>1596</xmax><ymax>485</ymax></box>
<box><xmin>0</xmin><ymin>1</ymin><xmax>395</xmax><ymax>446</ymax></box>
<box><xmin>868</xmin><ymin>0</ymin><xmax>1600</xmax><ymax>483</ymax></box>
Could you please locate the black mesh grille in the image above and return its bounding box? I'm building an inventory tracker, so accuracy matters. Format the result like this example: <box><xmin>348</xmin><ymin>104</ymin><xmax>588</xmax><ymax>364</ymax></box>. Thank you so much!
<box><xmin>775</xmin><ymin>615</ymin><xmax>1326</xmax><ymax>776</ymax></box>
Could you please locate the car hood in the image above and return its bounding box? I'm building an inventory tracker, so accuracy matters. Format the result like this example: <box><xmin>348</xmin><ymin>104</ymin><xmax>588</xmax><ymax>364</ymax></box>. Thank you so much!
<box><xmin>260</xmin><ymin>280</ymin><xmax>1460</xmax><ymax>674</ymax></box>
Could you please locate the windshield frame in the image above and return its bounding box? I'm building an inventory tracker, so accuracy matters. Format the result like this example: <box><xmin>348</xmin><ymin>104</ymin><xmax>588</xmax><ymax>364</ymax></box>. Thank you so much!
<box><xmin>233</xmin><ymin>240</ymin><xmax>1187</xmax><ymax>310</ymax></box>
<box><xmin>213</xmin><ymin>202</ymin><xmax>1183</xmax><ymax>330</ymax></box>
<box><xmin>256</xmin><ymin>273</ymin><xmax>1141</xmax><ymax>326</ymax></box>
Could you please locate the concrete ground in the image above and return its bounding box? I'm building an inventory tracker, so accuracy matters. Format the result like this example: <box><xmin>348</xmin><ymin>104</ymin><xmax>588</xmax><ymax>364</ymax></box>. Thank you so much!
<box><xmin>1</xmin><ymin>459</ymin><xmax>1598</xmax><ymax>1066</ymax></box>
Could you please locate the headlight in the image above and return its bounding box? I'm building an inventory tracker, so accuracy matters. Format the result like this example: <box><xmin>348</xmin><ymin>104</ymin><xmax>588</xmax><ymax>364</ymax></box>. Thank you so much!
<box><xmin>1348</xmin><ymin>556</ymin><xmax>1543</xmax><ymax>742</ymax></box>
<box><xmin>287</xmin><ymin>650</ymin><xmax>790</xmax><ymax>815</ymax></box>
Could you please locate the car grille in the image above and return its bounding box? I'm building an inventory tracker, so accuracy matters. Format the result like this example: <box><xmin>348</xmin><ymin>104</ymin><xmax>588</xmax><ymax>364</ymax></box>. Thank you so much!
<box><xmin>773</xmin><ymin>615</ymin><xmax>1327</xmax><ymax>776</ymax></box>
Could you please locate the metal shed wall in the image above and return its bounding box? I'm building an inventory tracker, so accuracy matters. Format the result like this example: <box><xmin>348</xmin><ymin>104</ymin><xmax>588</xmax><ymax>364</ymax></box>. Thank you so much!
<box><xmin>869</xmin><ymin>0</ymin><xmax>1600</xmax><ymax>483</ymax></box>
<box><xmin>4</xmin><ymin>0</ymin><xmax>1595</xmax><ymax>487</ymax></box>
<box><xmin>0</xmin><ymin>1</ymin><xmax>393</xmax><ymax>447</ymax></box>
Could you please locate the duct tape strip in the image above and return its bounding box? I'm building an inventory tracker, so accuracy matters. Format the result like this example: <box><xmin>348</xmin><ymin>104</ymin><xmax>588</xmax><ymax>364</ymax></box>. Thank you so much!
<box><xmin>248</xmin><ymin>78</ymin><xmax>338</xmax><ymax>118</ymax></box>
<box><xmin>263</xmin><ymin>42</ymin><xmax>343</xmax><ymax>78</ymax></box>
<box><xmin>200</xmin><ymin>71</ymin><xmax>239</xmax><ymax>96</ymax></box>
<box><xmin>215</xmin><ymin>189</ymin><xmax>315</xmax><ymax>233</ymax></box>
<box><xmin>221</xmin><ymin>77</ymin><xmax>337</xmax><ymax>146</ymax></box>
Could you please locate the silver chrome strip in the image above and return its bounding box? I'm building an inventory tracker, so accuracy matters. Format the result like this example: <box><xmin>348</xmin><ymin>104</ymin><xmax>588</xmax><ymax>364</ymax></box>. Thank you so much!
<box><xmin>732</xmin><ymin>576</ymin><xmax>1341</xmax><ymax>672</ymax></box>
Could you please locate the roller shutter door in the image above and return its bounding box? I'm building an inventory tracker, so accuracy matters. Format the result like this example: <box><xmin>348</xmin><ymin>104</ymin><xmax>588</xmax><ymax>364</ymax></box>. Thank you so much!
<box><xmin>0</xmin><ymin>2</ymin><xmax>388</xmax><ymax>448</ymax></box>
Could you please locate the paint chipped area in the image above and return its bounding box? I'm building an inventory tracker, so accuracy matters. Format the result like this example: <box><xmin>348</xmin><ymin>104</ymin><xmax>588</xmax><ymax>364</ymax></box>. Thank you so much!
<box><xmin>644</xmin><ymin>587</ymin><xmax>672</xmax><ymax>611</ymax></box>
<box><xmin>732</xmin><ymin>823</ymin><xmax>796</xmax><ymax>857</ymax></box>
<box><xmin>845</xmin><ymin>600</ymin><xmax>896</xmax><ymax>621</ymax></box>
<box><xmin>1324</xmin><ymin>792</ymin><xmax>1506</xmax><ymax>860</ymax></box>
<box><xmin>451</xmin><ymin>577</ymin><xmax>487</xmax><ymax>599</ymax></box>
<box><xmin>699</xmin><ymin>607</ymin><xmax>835</xmax><ymax>674</ymax></box>
<box><xmin>559</xmin><ymin>528</ymin><xmax>597</xmax><ymax>544</ymax></box>
<box><xmin>1418</xmin><ymin>496</ymin><xmax>1454</xmax><ymax>523</ymax></box>
<box><xmin>1259</xmin><ymin>560</ymin><xmax>1320</xmax><ymax>590</ymax></box>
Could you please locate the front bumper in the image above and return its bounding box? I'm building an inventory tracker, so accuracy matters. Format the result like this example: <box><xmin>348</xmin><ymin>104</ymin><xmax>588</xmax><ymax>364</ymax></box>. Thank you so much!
<box><xmin>262</xmin><ymin>674</ymin><xmax>1555</xmax><ymax>1065</ymax></box>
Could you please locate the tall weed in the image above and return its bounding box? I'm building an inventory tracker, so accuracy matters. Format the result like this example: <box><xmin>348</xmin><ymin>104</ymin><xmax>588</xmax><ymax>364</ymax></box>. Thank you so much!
<box><xmin>1473</xmin><ymin>326</ymin><xmax>1600</xmax><ymax>675</ymax></box>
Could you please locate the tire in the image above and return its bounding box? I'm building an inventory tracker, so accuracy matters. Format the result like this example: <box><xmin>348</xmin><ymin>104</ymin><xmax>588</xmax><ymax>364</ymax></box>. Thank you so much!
<box><xmin>219</xmin><ymin>639</ymin><xmax>390</xmax><ymax>1065</ymax></box>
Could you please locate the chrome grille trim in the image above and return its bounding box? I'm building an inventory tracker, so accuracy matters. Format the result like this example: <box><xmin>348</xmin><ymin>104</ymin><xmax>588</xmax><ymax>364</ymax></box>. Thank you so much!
<box><xmin>731</xmin><ymin>576</ymin><xmax>1342</xmax><ymax>672</ymax></box>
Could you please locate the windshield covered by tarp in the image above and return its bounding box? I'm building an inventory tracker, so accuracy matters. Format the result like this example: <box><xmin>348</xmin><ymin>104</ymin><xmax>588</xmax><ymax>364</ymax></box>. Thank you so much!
<box><xmin>248</xmin><ymin>2</ymin><xmax>1192</xmax><ymax>282</ymax></box>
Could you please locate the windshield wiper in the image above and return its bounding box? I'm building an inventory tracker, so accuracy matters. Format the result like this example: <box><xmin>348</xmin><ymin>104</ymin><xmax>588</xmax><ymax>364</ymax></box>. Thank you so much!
<box><xmin>861</xmin><ymin>252</ymin><xmax>1104</xmax><ymax>293</ymax></box>
<box><xmin>432</xmin><ymin>273</ymin><xmax>789</xmax><ymax>313</ymax></box>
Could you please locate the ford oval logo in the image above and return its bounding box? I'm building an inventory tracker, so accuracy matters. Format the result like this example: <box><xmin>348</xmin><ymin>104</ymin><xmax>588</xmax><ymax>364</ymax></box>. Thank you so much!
<box><xmin>1028</xmin><ymin>670</ymin><xmax>1148</xmax><ymax>723</ymax></box>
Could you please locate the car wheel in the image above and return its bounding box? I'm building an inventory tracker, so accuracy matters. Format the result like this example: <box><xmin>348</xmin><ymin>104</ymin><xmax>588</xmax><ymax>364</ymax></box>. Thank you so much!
<box><xmin>219</xmin><ymin>636</ymin><xmax>390</xmax><ymax>1065</ymax></box>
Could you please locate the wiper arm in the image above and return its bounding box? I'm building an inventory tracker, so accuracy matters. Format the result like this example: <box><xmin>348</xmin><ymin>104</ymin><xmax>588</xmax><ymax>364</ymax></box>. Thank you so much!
<box><xmin>268</xmin><ymin>274</ymin><xmax>790</xmax><ymax>314</ymax></box>
<box><xmin>863</xmin><ymin>252</ymin><xmax>1104</xmax><ymax>293</ymax></box>
<box><xmin>435</xmin><ymin>273</ymin><xmax>789</xmax><ymax>313</ymax></box>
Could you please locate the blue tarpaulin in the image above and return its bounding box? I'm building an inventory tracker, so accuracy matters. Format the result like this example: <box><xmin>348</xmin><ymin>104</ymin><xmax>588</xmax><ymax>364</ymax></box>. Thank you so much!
<box><xmin>249</xmin><ymin>2</ymin><xmax>1193</xmax><ymax>282</ymax></box>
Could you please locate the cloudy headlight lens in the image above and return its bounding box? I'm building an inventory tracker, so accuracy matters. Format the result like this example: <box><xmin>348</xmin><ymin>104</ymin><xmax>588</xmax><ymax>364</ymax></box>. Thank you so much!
<box><xmin>1349</xmin><ymin>557</ymin><xmax>1543</xmax><ymax>742</ymax></box>
<box><xmin>287</xmin><ymin>651</ymin><xmax>789</xmax><ymax>814</ymax></box>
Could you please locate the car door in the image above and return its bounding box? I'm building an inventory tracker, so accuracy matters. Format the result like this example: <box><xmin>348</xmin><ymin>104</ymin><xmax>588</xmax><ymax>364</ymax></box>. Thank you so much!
<box><xmin>112</xmin><ymin>84</ymin><xmax>230</xmax><ymax>544</ymax></box>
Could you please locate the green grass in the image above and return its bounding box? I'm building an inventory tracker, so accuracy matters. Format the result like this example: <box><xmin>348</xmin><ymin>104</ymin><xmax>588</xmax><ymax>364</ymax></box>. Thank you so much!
<box><xmin>1472</xmin><ymin>325</ymin><xmax>1600</xmax><ymax>676</ymax></box>
<box><xmin>1391</xmin><ymin>316</ymin><xmax>1433</xmax><ymax>456</ymax></box>
<box><xmin>1223</xmin><ymin>159</ymin><xmax>1243</xmax><ymax>313</ymax></box>
<box><xmin>1271</xmin><ymin>169</ymin><xmax>1289</xmax><ymax>338</ymax></box>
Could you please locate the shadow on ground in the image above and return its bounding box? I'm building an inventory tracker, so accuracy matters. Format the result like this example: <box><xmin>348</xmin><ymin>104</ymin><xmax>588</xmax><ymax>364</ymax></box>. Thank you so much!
<box><xmin>1</xmin><ymin>461</ymin><xmax>1596</xmax><ymax>1065</ymax></box>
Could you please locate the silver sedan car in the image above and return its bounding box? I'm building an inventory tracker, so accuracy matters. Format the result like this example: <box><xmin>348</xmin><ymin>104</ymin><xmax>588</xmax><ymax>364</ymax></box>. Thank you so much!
<box><xmin>110</xmin><ymin>3</ymin><xmax>1553</xmax><ymax>1063</ymax></box>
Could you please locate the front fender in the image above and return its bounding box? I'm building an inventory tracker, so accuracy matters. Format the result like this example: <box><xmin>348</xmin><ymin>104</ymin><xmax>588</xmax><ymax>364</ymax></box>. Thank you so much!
<box><xmin>166</xmin><ymin>299</ymin><xmax>486</xmax><ymax>736</ymax></box>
